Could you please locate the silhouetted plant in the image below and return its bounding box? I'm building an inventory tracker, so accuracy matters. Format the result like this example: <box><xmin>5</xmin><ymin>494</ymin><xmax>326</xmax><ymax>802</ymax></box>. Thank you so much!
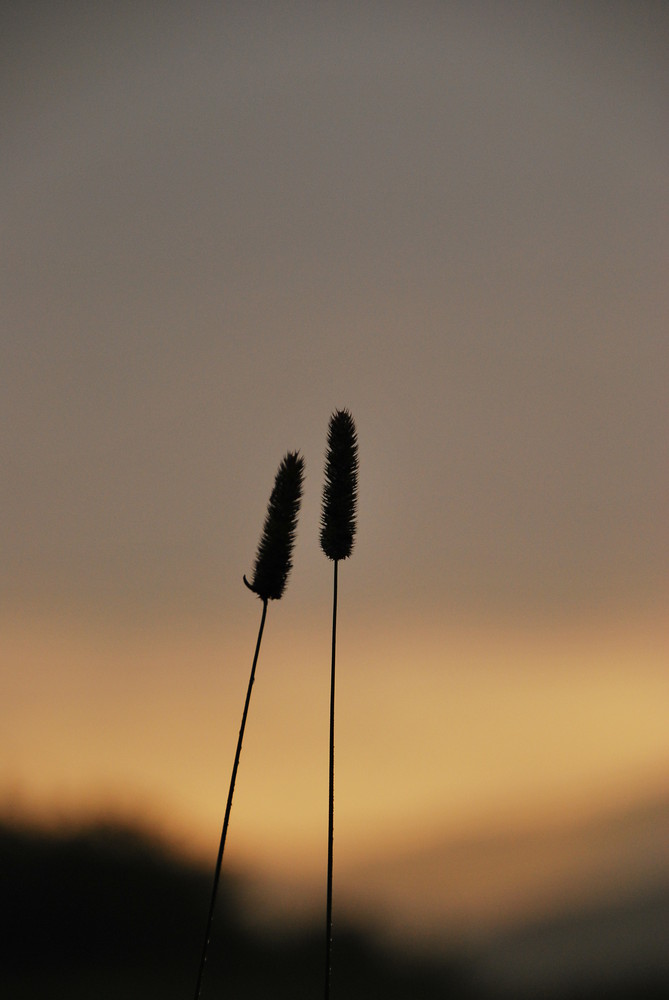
<box><xmin>194</xmin><ymin>451</ymin><xmax>304</xmax><ymax>1000</ymax></box>
<box><xmin>320</xmin><ymin>410</ymin><xmax>358</xmax><ymax>1000</ymax></box>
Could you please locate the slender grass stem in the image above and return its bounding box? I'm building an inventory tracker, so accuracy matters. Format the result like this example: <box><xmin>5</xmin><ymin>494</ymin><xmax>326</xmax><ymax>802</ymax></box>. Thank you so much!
<box><xmin>320</xmin><ymin>409</ymin><xmax>357</xmax><ymax>999</ymax></box>
<box><xmin>193</xmin><ymin>597</ymin><xmax>268</xmax><ymax>1000</ymax></box>
<box><xmin>324</xmin><ymin>558</ymin><xmax>338</xmax><ymax>1000</ymax></box>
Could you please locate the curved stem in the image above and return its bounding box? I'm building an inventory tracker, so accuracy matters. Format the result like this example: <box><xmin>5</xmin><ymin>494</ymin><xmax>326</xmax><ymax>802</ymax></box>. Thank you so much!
<box><xmin>194</xmin><ymin>597</ymin><xmax>269</xmax><ymax>1000</ymax></box>
<box><xmin>324</xmin><ymin>559</ymin><xmax>338</xmax><ymax>1000</ymax></box>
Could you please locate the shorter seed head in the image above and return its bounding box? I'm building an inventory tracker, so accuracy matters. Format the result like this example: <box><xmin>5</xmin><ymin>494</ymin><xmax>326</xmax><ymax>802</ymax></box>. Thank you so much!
<box><xmin>245</xmin><ymin>451</ymin><xmax>304</xmax><ymax>600</ymax></box>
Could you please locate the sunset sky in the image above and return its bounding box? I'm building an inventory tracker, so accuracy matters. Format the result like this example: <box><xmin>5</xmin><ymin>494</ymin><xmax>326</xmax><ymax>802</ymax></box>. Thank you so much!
<box><xmin>2</xmin><ymin>1</ymin><xmax>667</xmax><ymax>936</ymax></box>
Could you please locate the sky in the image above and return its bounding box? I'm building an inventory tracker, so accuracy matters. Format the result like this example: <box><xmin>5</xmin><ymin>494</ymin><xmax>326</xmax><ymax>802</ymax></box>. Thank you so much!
<box><xmin>2</xmin><ymin>0</ymin><xmax>668</xmax><ymax>939</ymax></box>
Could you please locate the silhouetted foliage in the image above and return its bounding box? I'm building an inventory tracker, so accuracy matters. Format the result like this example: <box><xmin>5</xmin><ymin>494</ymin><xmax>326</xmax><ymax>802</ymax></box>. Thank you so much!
<box><xmin>0</xmin><ymin>819</ymin><xmax>472</xmax><ymax>1000</ymax></box>
<box><xmin>0</xmin><ymin>820</ymin><xmax>236</xmax><ymax>972</ymax></box>
<box><xmin>2</xmin><ymin>818</ymin><xmax>666</xmax><ymax>1000</ymax></box>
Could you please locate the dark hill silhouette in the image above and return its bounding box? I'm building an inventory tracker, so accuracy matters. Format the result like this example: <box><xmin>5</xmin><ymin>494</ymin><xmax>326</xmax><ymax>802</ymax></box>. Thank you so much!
<box><xmin>0</xmin><ymin>817</ymin><xmax>466</xmax><ymax>999</ymax></box>
<box><xmin>2</xmin><ymin>814</ymin><xmax>667</xmax><ymax>999</ymax></box>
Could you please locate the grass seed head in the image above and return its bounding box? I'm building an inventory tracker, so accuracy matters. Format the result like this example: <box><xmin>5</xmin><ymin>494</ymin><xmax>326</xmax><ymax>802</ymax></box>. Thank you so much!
<box><xmin>245</xmin><ymin>451</ymin><xmax>305</xmax><ymax>600</ymax></box>
<box><xmin>320</xmin><ymin>409</ymin><xmax>358</xmax><ymax>561</ymax></box>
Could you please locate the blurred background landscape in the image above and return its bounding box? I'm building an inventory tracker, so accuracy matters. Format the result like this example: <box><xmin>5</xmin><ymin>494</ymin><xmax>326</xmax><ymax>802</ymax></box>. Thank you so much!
<box><xmin>2</xmin><ymin>1</ymin><xmax>667</xmax><ymax>996</ymax></box>
<box><xmin>2</xmin><ymin>806</ymin><xmax>668</xmax><ymax>998</ymax></box>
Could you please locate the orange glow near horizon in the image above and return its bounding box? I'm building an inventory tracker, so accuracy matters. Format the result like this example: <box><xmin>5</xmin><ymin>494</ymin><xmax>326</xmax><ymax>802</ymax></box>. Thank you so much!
<box><xmin>3</xmin><ymin>601</ymin><xmax>667</xmax><ymax>888</ymax></box>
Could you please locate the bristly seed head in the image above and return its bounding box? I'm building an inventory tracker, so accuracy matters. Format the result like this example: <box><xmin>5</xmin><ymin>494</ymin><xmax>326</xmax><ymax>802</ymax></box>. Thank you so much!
<box><xmin>320</xmin><ymin>409</ymin><xmax>358</xmax><ymax>561</ymax></box>
<box><xmin>244</xmin><ymin>451</ymin><xmax>305</xmax><ymax>601</ymax></box>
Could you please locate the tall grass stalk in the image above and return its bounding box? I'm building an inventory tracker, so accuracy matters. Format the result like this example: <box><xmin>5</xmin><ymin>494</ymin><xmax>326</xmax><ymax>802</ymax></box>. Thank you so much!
<box><xmin>193</xmin><ymin>451</ymin><xmax>304</xmax><ymax>1000</ymax></box>
<box><xmin>320</xmin><ymin>410</ymin><xmax>358</xmax><ymax>1000</ymax></box>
